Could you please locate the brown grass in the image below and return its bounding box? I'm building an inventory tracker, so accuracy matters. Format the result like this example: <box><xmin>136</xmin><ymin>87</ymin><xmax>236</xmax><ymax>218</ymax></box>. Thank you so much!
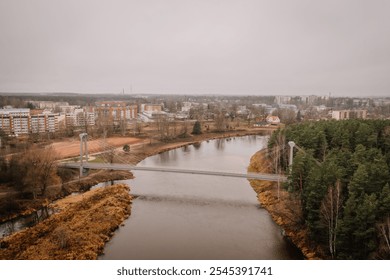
<box><xmin>0</xmin><ymin>184</ymin><xmax>132</xmax><ymax>260</ymax></box>
<box><xmin>51</xmin><ymin>136</ymin><xmax>143</xmax><ymax>158</ymax></box>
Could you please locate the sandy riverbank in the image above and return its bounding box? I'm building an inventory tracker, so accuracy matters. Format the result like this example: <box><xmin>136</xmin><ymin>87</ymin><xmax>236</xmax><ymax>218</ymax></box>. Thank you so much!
<box><xmin>247</xmin><ymin>149</ymin><xmax>322</xmax><ymax>260</ymax></box>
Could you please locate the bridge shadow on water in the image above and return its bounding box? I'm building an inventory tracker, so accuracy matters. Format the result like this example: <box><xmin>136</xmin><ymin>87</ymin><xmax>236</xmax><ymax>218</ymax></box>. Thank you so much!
<box><xmin>134</xmin><ymin>194</ymin><xmax>261</xmax><ymax>208</ymax></box>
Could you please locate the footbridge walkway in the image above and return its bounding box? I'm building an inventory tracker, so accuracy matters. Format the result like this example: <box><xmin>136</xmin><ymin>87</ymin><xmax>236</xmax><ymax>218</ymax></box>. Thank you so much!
<box><xmin>57</xmin><ymin>133</ymin><xmax>297</xmax><ymax>183</ymax></box>
<box><xmin>59</xmin><ymin>162</ymin><xmax>288</xmax><ymax>182</ymax></box>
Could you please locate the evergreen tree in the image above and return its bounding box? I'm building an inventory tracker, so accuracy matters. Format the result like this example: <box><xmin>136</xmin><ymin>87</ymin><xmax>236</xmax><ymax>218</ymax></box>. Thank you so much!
<box><xmin>337</xmin><ymin>193</ymin><xmax>378</xmax><ymax>259</ymax></box>
<box><xmin>192</xmin><ymin>121</ymin><xmax>202</xmax><ymax>135</ymax></box>
<box><xmin>348</xmin><ymin>164</ymin><xmax>369</xmax><ymax>196</ymax></box>
<box><xmin>271</xmin><ymin>119</ymin><xmax>390</xmax><ymax>259</ymax></box>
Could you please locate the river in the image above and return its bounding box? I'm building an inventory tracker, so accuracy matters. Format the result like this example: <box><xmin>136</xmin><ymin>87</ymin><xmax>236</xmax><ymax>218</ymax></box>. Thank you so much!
<box><xmin>100</xmin><ymin>135</ymin><xmax>302</xmax><ymax>260</ymax></box>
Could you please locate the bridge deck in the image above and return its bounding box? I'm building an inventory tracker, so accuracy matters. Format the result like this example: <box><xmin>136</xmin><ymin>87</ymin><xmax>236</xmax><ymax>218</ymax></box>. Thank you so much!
<box><xmin>59</xmin><ymin>162</ymin><xmax>287</xmax><ymax>182</ymax></box>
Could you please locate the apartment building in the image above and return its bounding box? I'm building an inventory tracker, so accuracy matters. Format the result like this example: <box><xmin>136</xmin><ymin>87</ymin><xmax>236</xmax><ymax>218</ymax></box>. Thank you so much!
<box><xmin>30</xmin><ymin>112</ymin><xmax>59</xmax><ymax>133</ymax></box>
<box><xmin>0</xmin><ymin>108</ymin><xmax>30</xmax><ymax>135</ymax></box>
<box><xmin>95</xmin><ymin>101</ymin><xmax>137</xmax><ymax>123</ymax></box>
<box><xmin>28</xmin><ymin>101</ymin><xmax>69</xmax><ymax>110</ymax></box>
<box><xmin>65</xmin><ymin>108</ymin><xmax>95</xmax><ymax>128</ymax></box>
<box><xmin>0</xmin><ymin>108</ymin><xmax>59</xmax><ymax>135</ymax></box>
<box><xmin>332</xmin><ymin>109</ymin><xmax>367</xmax><ymax>120</ymax></box>
<box><xmin>140</xmin><ymin>104</ymin><xmax>163</xmax><ymax>112</ymax></box>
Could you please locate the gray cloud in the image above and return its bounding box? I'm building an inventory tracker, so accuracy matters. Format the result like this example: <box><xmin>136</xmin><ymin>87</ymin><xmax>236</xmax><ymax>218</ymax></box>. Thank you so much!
<box><xmin>0</xmin><ymin>0</ymin><xmax>389</xmax><ymax>96</ymax></box>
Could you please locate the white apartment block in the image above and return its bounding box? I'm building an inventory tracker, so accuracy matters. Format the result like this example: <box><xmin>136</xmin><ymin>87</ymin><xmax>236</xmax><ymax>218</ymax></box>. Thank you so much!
<box><xmin>65</xmin><ymin>108</ymin><xmax>96</xmax><ymax>128</ymax></box>
<box><xmin>0</xmin><ymin>108</ymin><xmax>59</xmax><ymax>135</ymax></box>
<box><xmin>28</xmin><ymin>101</ymin><xmax>69</xmax><ymax>110</ymax></box>
<box><xmin>30</xmin><ymin>113</ymin><xmax>58</xmax><ymax>133</ymax></box>
<box><xmin>332</xmin><ymin>110</ymin><xmax>367</xmax><ymax>120</ymax></box>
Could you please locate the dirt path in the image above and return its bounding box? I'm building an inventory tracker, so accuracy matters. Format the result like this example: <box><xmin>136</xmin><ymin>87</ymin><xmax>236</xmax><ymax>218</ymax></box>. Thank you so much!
<box><xmin>51</xmin><ymin>136</ymin><xmax>144</xmax><ymax>158</ymax></box>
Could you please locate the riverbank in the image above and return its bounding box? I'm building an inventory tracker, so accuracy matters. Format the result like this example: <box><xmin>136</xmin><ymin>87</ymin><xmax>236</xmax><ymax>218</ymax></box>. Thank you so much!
<box><xmin>125</xmin><ymin>128</ymin><xmax>274</xmax><ymax>165</ymax></box>
<box><xmin>0</xmin><ymin>184</ymin><xmax>132</xmax><ymax>260</ymax></box>
<box><xmin>0</xmin><ymin>169</ymin><xmax>134</xmax><ymax>223</ymax></box>
<box><xmin>1</xmin><ymin>128</ymin><xmax>270</xmax><ymax>224</ymax></box>
<box><xmin>1</xmin><ymin>128</ymin><xmax>275</xmax><ymax>260</ymax></box>
<box><xmin>247</xmin><ymin>150</ymin><xmax>322</xmax><ymax>260</ymax></box>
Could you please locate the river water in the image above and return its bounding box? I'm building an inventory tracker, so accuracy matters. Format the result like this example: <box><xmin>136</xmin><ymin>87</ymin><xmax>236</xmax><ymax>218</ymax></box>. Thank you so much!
<box><xmin>100</xmin><ymin>135</ymin><xmax>302</xmax><ymax>260</ymax></box>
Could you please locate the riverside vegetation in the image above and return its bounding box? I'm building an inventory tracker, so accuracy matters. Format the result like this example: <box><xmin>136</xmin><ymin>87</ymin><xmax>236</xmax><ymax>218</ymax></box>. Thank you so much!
<box><xmin>263</xmin><ymin>119</ymin><xmax>390</xmax><ymax>259</ymax></box>
<box><xmin>0</xmin><ymin>184</ymin><xmax>131</xmax><ymax>260</ymax></box>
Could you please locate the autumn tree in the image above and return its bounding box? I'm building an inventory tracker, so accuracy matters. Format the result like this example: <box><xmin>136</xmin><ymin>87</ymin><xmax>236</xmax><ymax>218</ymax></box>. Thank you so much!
<box><xmin>8</xmin><ymin>146</ymin><xmax>60</xmax><ymax>198</ymax></box>
<box><xmin>134</xmin><ymin>121</ymin><xmax>143</xmax><ymax>135</ymax></box>
<box><xmin>214</xmin><ymin>112</ymin><xmax>227</xmax><ymax>132</ymax></box>
<box><xmin>23</xmin><ymin>146</ymin><xmax>60</xmax><ymax>197</ymax></box>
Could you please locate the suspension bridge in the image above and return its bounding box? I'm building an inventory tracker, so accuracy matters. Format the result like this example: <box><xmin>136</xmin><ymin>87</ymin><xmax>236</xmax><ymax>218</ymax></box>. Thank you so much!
<box><xmin>58</xmin><ymin>133</ymin><xmax>296</xmax><ymax>182</ymax></box>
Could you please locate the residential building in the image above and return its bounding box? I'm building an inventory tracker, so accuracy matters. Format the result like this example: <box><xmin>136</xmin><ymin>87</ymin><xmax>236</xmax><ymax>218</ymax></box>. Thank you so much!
<box><xmin>0</xmin><ymin>108</ymin><xmax>30</xmax><ymax>135</ymax></box>
<box><xmin>266</xmin><ymin>115</ymin><xmax>281</xmax><ymax>125</ymax></box>
<box><xmin>275</xmin><ymin>96</ymin><xmax>292</xmax><ymax>105</ymax></box>
<box><xmin>332</xmin><ymin>110</ymin><xmax>367</xmax><ymax>120</ymax></box>
<box><xmin>140</xmin><ymin>104</ymin><xmax>163</xmax><ymax>112</ymax></box>
<box><xmin>0</xmin><ymin>108</ymin><xmax>59</xmax><ymax>135</ymax></box>
<box><xmin>95</xmin><ymin>101</ymin><xmax>137</xmax><ymax>124</ymax></box>
<box><xmin>181</xmin><ymin>102</ymin><xmax>192</xmax><ymax>112</ymax></box>
<box><xmin>279</xmin><ymin>104</ymin><xmax>298</xmax><ymax>112</ymax></box>
<box><xmin>28</xmin><ymin>101</ymin><xmax>69</xmax><ymax>110</ymax></box>
<box><xmin>30</xmin><ymin>111</ymin><xmax>59</xmax><ymax>133</ymax></box>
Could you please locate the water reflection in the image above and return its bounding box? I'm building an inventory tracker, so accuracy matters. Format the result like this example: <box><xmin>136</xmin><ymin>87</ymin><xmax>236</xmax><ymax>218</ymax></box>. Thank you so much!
<box><xmin>1</xmin><ymin>181</ymin><xmax>115</xmax><ymax>238</ymax></box>
<box><xmin>215</xmin><ymin>139</ymin><xmax>225</xmax><ymax>150</ymax></box>
<box><xmin>193</xmin><ymin>142</ymin><xmax>201</xmax><ymax>150</ymax></box>
<box><xmin>0</xmin><ymin>206</ymin><xmax>52</xmax><ymax>238</ymax></box>
<box><xmin>156</xmin><ymin>150</ymin><xmax>172</xmax><ymax>163</ymax></box>
<box><xmin>101</xmin><ymin>135</ymin><xmax>302</xmax><ymax>260</ymax></box>
<box><xmin>181</xmin><ymin>145</ymin><xmax>190</xmax><ymax>152</ymax></box>
<box><xmin>136</xmin><ymin>194</ymin><xmax>257</xmax><ymax>208</ymax></box>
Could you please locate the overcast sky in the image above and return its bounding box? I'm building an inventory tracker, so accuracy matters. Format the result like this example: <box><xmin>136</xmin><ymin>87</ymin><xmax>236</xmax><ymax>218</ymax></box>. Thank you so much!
<box><xmin>0</xmin><ymin>0</ymin><xmax>389</xmax><ymax>96</ymax></box>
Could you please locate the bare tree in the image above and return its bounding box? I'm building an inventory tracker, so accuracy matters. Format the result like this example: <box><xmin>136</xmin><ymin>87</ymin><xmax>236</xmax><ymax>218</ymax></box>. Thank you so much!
<box><xmin>13</xmin><ymin>146</ymin><xmax>61</xmax><ymax>198</ymax></box>
<box><xmin>156</xmin><ymin>116</ymin><xmax>173</xmax><ymax>141</ymax></box>
<box><xmin>273</xmin><ymin>108</ymin><xmax>297</xmax><ymax>125</ymax></box>
<box><xmin>178</xmin><ymin>121</ymin><xmax>190</xmax><ymax>138</ymax></box>
<box><xmin>320</xmin><ymin>181</ymin><xmax>343</xmax><ymax>259</ymax></box>
<box><xmin>377</xmin><ymin>215</ymin><xmax>390</xmax><ymax>258</ymax></box>
<box><xmin>269</xmin><ymin>129</ymin><xmax>286</xmax><ymax>200</ymax></box>
<box><xmin>135</xmin><ymin>121</ymin><xmax>143</xmax><ymax>135</ymax></box>
<box><xmin>103</xmin><ymin>147</ymin><xmax>116</xmax><ymax>164</ymax></box>
<box><xmin>214</xmin><ymin>112</ymin><xmax>227</xmax><ymax>132</ymax></box>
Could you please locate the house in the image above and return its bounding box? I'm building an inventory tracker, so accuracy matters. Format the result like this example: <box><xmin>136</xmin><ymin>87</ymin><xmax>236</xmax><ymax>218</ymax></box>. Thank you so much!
<box><xmin>266</xmin><ymin>115</ymin><xmax>281</xmax><ymax>125</ymax></box>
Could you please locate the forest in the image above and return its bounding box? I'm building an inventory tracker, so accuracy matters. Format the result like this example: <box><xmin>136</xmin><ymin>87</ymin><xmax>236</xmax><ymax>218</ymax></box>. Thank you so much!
<box><xmin>269</xmin><ymin>119</ymin><xmax>390</xmax><ymax>259</ymax></box>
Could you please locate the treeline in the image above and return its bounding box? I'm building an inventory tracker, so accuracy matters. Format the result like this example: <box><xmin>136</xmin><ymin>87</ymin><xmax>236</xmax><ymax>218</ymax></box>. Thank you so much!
<box><xmin>269</xmin><ymin>119</ymin><xmax>390</xmax><ymax>259</ymax></box>
<box><xmin>0</xmin><ymin>94</ymin><xmax>146</xmax><ymax>109</ymax></box>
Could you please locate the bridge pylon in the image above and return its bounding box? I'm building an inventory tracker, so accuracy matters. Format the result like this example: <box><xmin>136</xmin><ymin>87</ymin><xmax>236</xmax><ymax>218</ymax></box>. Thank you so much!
<box><xmin>288</xmin><ymin>141</ymin><xmax>295</xmax><ymax>167</ymax></box>
<box><xmin>79</xmin><ymin>133</ymin><xmax>88</xmax><ymax>177</ymax></box>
